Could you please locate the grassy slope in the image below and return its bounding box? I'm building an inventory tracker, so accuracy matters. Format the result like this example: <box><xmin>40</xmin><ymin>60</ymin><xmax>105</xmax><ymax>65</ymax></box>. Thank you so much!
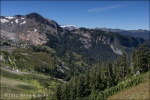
<box><xmin>107</xmin><ymin>80</ymin><xmax>150</xmax><ymax>99</ymax></box>
<box><xmin>12</xmin><ymin>48</ymin><xmax>55</xmax><ymax>70</ymax></box>
<box><xmin>0</xmin><ymin>68</ymin><xmax>60</xmax><ymax>99</ymax></box>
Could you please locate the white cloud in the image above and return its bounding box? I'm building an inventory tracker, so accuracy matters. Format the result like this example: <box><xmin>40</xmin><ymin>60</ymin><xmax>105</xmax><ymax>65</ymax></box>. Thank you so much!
<box><xmin>88</xmin><ymin>5</ymin><xmax>123</xmax><ymax>12</ymax></box>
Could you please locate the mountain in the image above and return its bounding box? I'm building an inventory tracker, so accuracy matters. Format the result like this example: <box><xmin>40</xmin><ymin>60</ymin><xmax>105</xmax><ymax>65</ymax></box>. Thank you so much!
<box><xmin>1</xmin><ymin>13</ymin><xmax>63</xmax><ymax>45</ymax></box>
<box><xmin>0</xmin><ymin>12</ymin><xmax>146</xmax><ymax>76</ymax></box>
<box><xmin>0</xmin><ymin>13</ymin><xmax>145</xmax><ymax>63</ymax></box>
<box><xmin>60</xmin><ymin>24</ymin><xmax>78</xmax><ymax>31</ymax></box>
<box><xmin>99</xmin><ymin>28</ymin><xmax>149</xmax><ymax>40</ymax></box>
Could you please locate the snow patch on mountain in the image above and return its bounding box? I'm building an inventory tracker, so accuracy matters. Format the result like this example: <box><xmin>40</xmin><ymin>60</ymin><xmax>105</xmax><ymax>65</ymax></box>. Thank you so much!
<box><xmin>0</xmin><ymin>18</ymin><xmax>9</xmax><ymax>23</ymax></box>
<box><xmin>60</xmin><ymin>24</ymin><xmax>78</xmax><ymax>31</ymax></box>
<box><xmin>20</xmin><ymin>21</ymin><xmax>26</xmax><ymax>25</ymax></box>
<box><xmin>60</xmin><ymin>25</ymin><xmax>77</xmax><ymax>28</ymax></box>
<box><xmin>6</xmin><ymin>16</ymin><xmax>14</xmax><ymax>20</ymax></box>
<box><xmin>22</xmin><ymin>21</ymin><xmax>26</xmax><ymax>24</ymax></box>
<box><xmin>15</xmin><ymin>19</ymin><xmax>18</xmax><ymax>23</ymax></box>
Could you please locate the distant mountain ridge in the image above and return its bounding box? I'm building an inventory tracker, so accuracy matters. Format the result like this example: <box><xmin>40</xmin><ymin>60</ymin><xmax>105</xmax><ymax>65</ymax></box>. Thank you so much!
<box><xmin>99</xmin><ymin>28</ymin><xmax>149</xmax><ymax>40</ymax></box>
<box><xmin>0</xmin><ymin>13</ymin><xmax>145</xmax><ymax>63</ymax></box>
<box><xmin>60</xmin><ymin>24</ymin><xmax>78</xmax><ymax>31</ymax></box>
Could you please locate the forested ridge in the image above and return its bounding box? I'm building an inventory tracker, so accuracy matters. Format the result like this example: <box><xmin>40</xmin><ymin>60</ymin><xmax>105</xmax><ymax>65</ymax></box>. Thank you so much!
<box><xmin>51</xmin><ymin>42</ymin><xmax>150</xmax><ymax>100</ymax></box>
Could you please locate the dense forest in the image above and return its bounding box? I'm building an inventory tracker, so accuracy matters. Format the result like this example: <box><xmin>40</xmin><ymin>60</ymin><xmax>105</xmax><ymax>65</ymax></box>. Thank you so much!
<box><xmin>51</xmin><ymin>42</ymin><xmax>150</xmax><ymax>100</ymax></box>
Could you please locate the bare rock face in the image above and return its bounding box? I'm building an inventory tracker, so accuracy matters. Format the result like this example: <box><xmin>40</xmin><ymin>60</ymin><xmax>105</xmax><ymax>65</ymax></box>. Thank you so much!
<box><xmin>26</xmin><ymin>29</ymin><xmax>48</xmax><ymax>45</ymax></box>
<box><xmin>1</xmin><ymin>30</ymin><xmax>18</xmax><ymax>41</ymax></box>
<box><xmin>0</xmin><ymin>13</ymin><xmax>62</xmax><ymax>45</ymax></box>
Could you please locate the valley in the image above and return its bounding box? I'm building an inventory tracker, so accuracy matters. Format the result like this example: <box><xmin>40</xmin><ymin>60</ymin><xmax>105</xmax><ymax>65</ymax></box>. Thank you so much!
<box><xmin>0</xmin><ymin>12</ymin><xmax>149</xmax><ymax>100</ymax></box>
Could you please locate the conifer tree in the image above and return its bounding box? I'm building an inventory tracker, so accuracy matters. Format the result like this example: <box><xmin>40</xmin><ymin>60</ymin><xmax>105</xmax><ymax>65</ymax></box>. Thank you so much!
<box><xmin>136</xmin><ymin>43</ymin><xmax>150</xmax><ymax>73</ymax></box>
<box><xmin>83</xmin><ymin>70</ymin><xmax>91</xmax><ymax>96</ymax></box>
<box><xmin>55</xmin><ymin>84</ymin><xmax>62</xmax><ymax>100</ymax></box>
<box><xmin>69</xmin><ymin>77</ymin><xmax>77</xmax><ymax>100</ymax></box>
<box><xmin>89</xmin><ymin>66</ymin><xmax>97</xmax><ymax>91</ymax></box>
<box><xmin>117</xmin><ymin>52</ymin><xmax>128</xmax><ymax>81</ymax></box>
<box><xmin>106</xmin><ymin>63</ymin><xmax>114</xmax><ymax>88</ymax></box>
<box><xmin>61</xmin><ymin>83</ymin><xmax>70</xmax><ymax>100</ymax></box>
<box><xmin>76</xmin><ymin>75</ymin><xmax>85</xmax><ymax>97</ymax></box>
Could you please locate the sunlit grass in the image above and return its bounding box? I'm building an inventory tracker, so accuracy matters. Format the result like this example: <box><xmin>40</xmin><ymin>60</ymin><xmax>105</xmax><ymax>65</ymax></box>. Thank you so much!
<box><xmin>107</xmin><ymin>80</ymin><xmax>150</xmax><ymax>99</ymax></box>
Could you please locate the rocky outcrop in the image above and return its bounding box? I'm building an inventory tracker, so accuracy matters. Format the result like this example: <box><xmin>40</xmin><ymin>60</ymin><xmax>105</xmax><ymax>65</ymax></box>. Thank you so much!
<box><xmin>0</xmin><ymin>13</ymin><xmax>63</xmax><ymax>45</ymax></box>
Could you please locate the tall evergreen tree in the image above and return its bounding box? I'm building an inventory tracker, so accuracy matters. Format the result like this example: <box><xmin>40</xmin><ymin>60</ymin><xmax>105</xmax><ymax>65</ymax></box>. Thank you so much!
<box><xmin>106</xmin><ymin>63</ymin><xmax>114</xmax><ymax>88</ymax></box>
<box><xmin>130</xmin><ymin>42</ymin><xmax>150</xmax><ymax>74</ymax></box>
<box><xmin>117</xmin><ymin>52</ymin><xmax>128</xmax><ymax>81</ymax></box>
<box><xmin>89</xmin><ymin>66</ymin><xmax>97</xmax><ymax>91</ymax></box>
<box><xmin>69</xmin><ymin>77</ymin><xmax>77</xmax><ymax>100</ymax></box>
<box><xmin>55</xmin><ymin>84</ymin><xmax>62</xmax><ymax>100</ymax></box>
<box><xmin>131</xmin><ymin>51</ymin><xmax>138</xmax><ymax>74</ymax></box>
<box><xmin>76</xmin><ymin>75</ymin><xmax>85</xmax><ymax>98</ymax></box>
<box><xmin>61</xmin><ymin>83</ymin><xmax>70</xmax><ymax>100</ymax></box>
<box><xmin>83</xmin><ymin>70</ymin><xmax>91</xmax><ymax>97</ymax></box>
<box><xmin>136</xmin><ymin>43</ymin><xmax>150</xmax><ymax>73</ymax></box>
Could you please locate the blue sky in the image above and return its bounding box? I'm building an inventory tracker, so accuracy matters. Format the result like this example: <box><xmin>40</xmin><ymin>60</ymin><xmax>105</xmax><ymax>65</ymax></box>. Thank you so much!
<box><xmin>1</xmin><ymin>1</ymin><xmax>149</xmax><ymax>30</ymax></box>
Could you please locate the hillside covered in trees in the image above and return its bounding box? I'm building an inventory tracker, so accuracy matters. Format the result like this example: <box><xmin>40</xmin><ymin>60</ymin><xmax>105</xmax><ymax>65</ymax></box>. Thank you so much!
<box><xmin>52</xmin><ymin>42</ymin><xmax>150</xmax><ymax>100</ymax></box>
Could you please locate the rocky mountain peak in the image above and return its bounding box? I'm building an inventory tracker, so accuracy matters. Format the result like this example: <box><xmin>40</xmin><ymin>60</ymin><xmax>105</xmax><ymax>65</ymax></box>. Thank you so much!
<box><xmin>0</xmin><ymin>12</ymin><xmax>63</xmax><ymax>45</ymax></box>
<box><xmin>25</xmin><ymin>12</ymin><xmax>61</xmax><ymax>29</ymax></box>
<box><xmin>25</xmin><ymin>13</ymin><xmax>44</xmax><ymax>20</ymax></box>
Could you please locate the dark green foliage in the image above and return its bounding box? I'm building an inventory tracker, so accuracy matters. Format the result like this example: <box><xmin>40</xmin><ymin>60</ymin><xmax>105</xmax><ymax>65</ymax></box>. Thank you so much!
<box><xmin>131</xmin><ymin>42</ymin><xmax>150</xmax><ymax>74</ymax></box>
<box><xmin>61</xmin><ymin>83</ymin><xmax>70</xmax><ymax>100</ymax></box>
<box><xmin>117</xmin><ymin>53</ymin><xmax>129</xmax><ymax>81</ymax></box>
<box><xmin>114</xmin><ymin>34</ymin><xmax>145</xmax><ymax>48</ymax></box>
<box><xmin>53</xmin><ymin>43</ymin><xmax>149</xmax><ymax>100</ymax></box>
<box><xmin>87</xmin><ymin>41</ymin><xmax>118</xmax><ymax>62</ymax></box>
<box><xmin>95</xmin><ymin>72</ymin><xmax>148</xmax><ymax>100</ymax></box>
<box><xmin>106</xmin><ymin>63</ymin><xmax>114</xmax><ymax>88</ymax></box>
<box><xmin>31</xmin><ymin>45</ymin><xmax>56</xmax><ymax>54</ymax></box>
<box><xmin>34</xmin><ymin>65</ymin><xmax>66</xmax><ymax>79</ymax></box>
<box><xmin>76</xmin><ymin>75</ymin><xmax>85</xmax><ymax>97</ymax></box>
<box><xmin>55</xmin><ymin>84</ymin><xmax>62</xmax><ymax>100</ymax></box>
<box><xmin>45</xmin><ymin>33</ymin><xmax>60</xmax><ymax>48</ymax></box>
